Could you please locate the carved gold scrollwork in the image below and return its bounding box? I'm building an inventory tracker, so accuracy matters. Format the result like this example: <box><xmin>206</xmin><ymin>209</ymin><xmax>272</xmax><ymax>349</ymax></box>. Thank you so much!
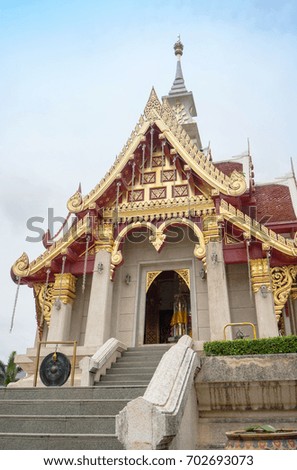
<box><xmin>149</xmin><ymin>231</ymin><xmax>166</xmax><ymax>252</ymax></box>
<box><xmin>12</xmin><ymin>252</ymin><xmax>30</xmax><ymax>278</ymax></box>
<box><xmin>110</xmin><ymin>249</ymin><xmax>123</xmax><ymax>280</ymax></box>
<box><xmin>67</xmin><ymin>190</ymin><xmax>83</xmax><ymax>213</ymax></box>
<box><xmin>33</xmin><ymin>282</ymin><xmax>54</xmax><ymax>338</ymax></box>
<box><xmin>144</xmin><ymin>88</ymin><xmax>162</xmax><ymax>119</ymax></box>
<box><xmin>175</xmin><ymin>269</ymin><xmax>190</xmax><ymax>290</ymax></box>
<box><xmin>271</xmin><ymin>266</ymin><xmax>297</xmax><ymax>322</ymax></box>
<box><xmin>146</xmin><ymin>271</ymin><xmax>162</xmax><ymax>292</ymax></box>
<box><xmin>228</xmin><ymin>170</ymin><xmax>246</xmax><ymax>195</ymax></box>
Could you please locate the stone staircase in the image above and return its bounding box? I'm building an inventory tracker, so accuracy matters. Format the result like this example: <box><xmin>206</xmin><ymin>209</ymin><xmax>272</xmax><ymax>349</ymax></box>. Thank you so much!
<box><xmin>0</xmin><ymin>345</ymin><xmax>170</xmax><ymax>449</ymax></box>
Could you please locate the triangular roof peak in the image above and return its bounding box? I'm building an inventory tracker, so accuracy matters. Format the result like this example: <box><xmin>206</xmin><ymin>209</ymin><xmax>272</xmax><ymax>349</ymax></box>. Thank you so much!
<box><xmin>66</xmin><ymin>87</ymin><xmax>247</xmax><ymax>214</ymax></box>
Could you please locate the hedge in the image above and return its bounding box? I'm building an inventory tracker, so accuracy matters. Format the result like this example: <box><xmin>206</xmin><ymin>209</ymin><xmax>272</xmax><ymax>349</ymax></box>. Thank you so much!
<box><xmin>203</xmin><ymin>335</ymin><xmax>297</xmax><ymax>356</ymax></box>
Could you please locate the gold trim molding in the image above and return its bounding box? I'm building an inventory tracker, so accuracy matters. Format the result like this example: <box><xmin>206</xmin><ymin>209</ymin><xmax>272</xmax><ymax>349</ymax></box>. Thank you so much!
<box><xmin>220</xmin><ymin>200</ymin><xmax>297</xmax><ymax>257</ymax></box>
<box><xmin>250</xmin><ymin>258</ymin><xmax>271</xmax><ymax>293</ymax></box>
<box><xmin>53</xmin><ymin>273</ymin><xmax>77</xmax><ymax>305</ymax></box>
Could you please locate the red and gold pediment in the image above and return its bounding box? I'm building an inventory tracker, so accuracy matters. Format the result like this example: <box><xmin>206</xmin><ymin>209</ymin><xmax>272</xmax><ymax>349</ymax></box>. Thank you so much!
<box><xmin>66</xmin><ymin>88</ymin><xmax>247</xmax><ymax>216</ymax></box>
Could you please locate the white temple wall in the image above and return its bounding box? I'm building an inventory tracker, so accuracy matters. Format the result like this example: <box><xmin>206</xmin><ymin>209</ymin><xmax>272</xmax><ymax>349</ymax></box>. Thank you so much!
<box><xmin>111</xmin><ymin>236</ymin><xmax>210</xmax><ymax>347</ymax></box>
<box><xmin>69</xmin><ymin>274</ymin><xmax>92</xmax><ymax>345</ymax></box>
<box><xmin>226</xmin><ymin>263</ymin><xmax>257</xmax><ymax>337</ymax></box>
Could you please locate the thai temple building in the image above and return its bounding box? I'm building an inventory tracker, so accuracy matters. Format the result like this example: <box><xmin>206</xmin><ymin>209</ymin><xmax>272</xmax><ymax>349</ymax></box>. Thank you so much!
<box><xmin>11</xmin><ymin>39</ymin><xmax>297</xmax><ymax>384</ymax></box>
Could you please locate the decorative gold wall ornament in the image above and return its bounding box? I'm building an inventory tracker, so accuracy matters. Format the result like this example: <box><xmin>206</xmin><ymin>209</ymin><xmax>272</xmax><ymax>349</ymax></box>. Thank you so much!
<box><xmin>67</xmin><ymin>190</ymin><xmax>83</xmax><ymax>213</ymax></box>
<box><xmin>12</xmin><ymin>252</ymin><xmax>30</xmax><ymax>278</ymax></box>
<box><xmin>271</xmin><ymin>266</ymin><xmax>297</xmax><ymax>321</ymax></box>
<box><xmin>52</xmin><ymin>273</ymin><xmax>77</xmax><ymax>305</ymax></box>
<box><xmin>109</xmin><ymin>218</ymin><xmax>206</xmax><ymax>280</ymax></box>
<box><xmin>144</xmin><ymin>87</ymin><xmax>162</xmax><ymax>119</ymax></box>
<box><xmin>175</xmin><ymin>269</ymin><xmax>190</xmax><ymax>290</ymax></box>
<box><xmin>149</xmin><ymin>230</ymin><xmax>166</xmax><ymax>252</ymax></box>
<box><xmin>202</xmin><ymin>215</ymin><xmax>221</xmax><ymax>244</ymax></box>
<box><xmin>146</xmin><ymin>271</ymin><xmax>162</xmax><ymax>292</ymax></box>
<box><xmin>220</xmin><ymin>200</ymin><xmax>297</xmax><ymax>258</ymax></box>
<box><xmin>105</xmin><ymin>195</ymin><xmax>215</xmax><ymax>224</ymax></box>
<box><xmin>250</xmin><ymin>258</ymin><xmax>271</xmax><ymax>293</ymax></box>
<box><xmin>33</xmin><ymin>282</ymin><xmax>55</xmax><ymax>328</ymax></box>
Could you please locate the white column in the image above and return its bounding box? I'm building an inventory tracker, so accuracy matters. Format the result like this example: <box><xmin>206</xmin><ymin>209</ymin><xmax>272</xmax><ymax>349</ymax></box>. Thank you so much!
<box><xmin>206</xmin><ymin>241</ymin><xmax>231</xmax><ymax>340</ymax></box>
<box><xmin>250</xmin><ymin>259</ymin><xmax>278</xmax><ymax>338</ymax></box>
<box><xmin>84</xmin><ymin>247</ymin><xmax>114</xmax><ymax>348</ymax></box>
<box><xmin>253</xmin><ymin>290</ymin><xmax>278</xmax><ymax>338</ymax></box>
<box><xmin>47</xmin><ymin>303</ymin><xmax>73</xmax><ymax>342</ymax></box>
<box><xmin>47</xmin><ymin>273</ymin><xmax>77</xmax><ymax>342</ymax></box>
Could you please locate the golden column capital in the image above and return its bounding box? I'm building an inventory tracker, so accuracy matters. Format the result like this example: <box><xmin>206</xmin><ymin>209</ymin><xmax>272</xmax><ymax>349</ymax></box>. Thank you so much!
<box><xmin>94</xmin><ymin>241</ymin><xmax>114</xmax><ymax>254</ymax></box>
<box><xmin>96</xmin><ymin>222</ymin><xmax>114</xmax><ymax>253</ymax></box>
<box><xmin>250</xmin><ymin>258</ymin><xmax>271</xmax><ymax>294</ymax></box>
<box><xmin>202</xmin><ymin>215</ymin><xmax>221</xmax><ymax>244</ymax></box>
<box><xmin>53</xmin><ymin>273</ymin><xmax>77</xmax><ymax>305</ymax></box>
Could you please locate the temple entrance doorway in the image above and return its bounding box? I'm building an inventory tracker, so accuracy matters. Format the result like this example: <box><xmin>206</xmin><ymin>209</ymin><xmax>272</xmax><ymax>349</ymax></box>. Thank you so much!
<box><xmin>144</xmin><ymin>270</ymin><xmax>191</xmax><ymax>344</ymax></box>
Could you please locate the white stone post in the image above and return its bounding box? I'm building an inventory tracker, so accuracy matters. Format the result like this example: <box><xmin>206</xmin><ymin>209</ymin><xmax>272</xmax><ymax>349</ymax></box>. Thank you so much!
<box><xmin>47</xmin><ymin>273</ymin><xmax>77</xmax><ymax>342</ymax></box>
<box><xmin>253</xmin><ymin>291</ymin><xmax>278</xmax><ymax>338</ymax></box>
<box><xmin>84</xmin><ymin>245</ymin><xmax>114</xmax><ymax>348</ymax></box>
<box><xmin>206</xmin><ymin>241</ymin><xmax>231</xmax><ymax>340</ymax></box>
<box><xmin>250</xmin><ymin>259</ymin><xmax>278</xmax><ymax>338</ymax></box>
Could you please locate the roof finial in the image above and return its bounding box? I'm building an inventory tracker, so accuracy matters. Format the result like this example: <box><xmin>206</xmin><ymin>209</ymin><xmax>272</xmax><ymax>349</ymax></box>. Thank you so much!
<box><xmin>174</xmin><ymin>35</ymin><xmax>184</xmax><ymax>57</ymax></box>
<box><xmin>169</xmin><ymin>36</ymin><xmax>187</xmax><ymax>95</ymax></box>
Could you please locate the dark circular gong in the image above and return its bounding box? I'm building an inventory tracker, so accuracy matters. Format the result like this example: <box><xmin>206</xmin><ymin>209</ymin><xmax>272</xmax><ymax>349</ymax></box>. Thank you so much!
<box><xmin>40</xmin><ymin>352</ymin><xmax>71</xmax><ymax>386</ymax></box>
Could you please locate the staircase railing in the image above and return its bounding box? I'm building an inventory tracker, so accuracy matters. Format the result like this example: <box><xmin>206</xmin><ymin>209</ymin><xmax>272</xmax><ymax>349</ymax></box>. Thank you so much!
<box><xmin>79</xmin><ymin>338</ymin><xmax>127</xmax><ymax>386</ymax></box>
<box><xmin>116</xmin><ymin>335</ymin><xmax>200</xmax><ymax>449</ymax></box>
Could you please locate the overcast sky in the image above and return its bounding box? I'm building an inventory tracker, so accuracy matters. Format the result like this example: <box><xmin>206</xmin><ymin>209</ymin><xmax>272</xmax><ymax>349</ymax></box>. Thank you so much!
<box><xmin>1</xmin><ymin>0</ymin><xmax>296</xmax><ymax>363</ymax></box>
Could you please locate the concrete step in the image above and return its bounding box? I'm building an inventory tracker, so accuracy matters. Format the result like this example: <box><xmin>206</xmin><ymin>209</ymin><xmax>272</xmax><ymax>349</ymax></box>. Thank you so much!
<box><xmin>100</xmin><ymin>373</ymin><xmax>153</xmax><ymax>382</ymax></box>
<box><xmin>0</xmin><ymin>415</ymin><xmax>116</xmax><ymax>434</ymax></box>
<box><xmin>96</xmin><ymin>380</ymin><xmax>150</xmax><ymax>387</ymax></box>
<box><xmin>0</xmin><ymin>346</ymin><xmax>165</xmax><ymax>449</ymax></box>
<box><xmin>104</xmin><ymin>367</ymin><xmax>156</xmax><ymax>375</ymax></box>
<box><xmin>0</xmin><ymin>385</ymin><xmax>146</xmax><ymax>401</ymax></box>
<box><xmin>0</xmin><ymin>399</ymin><xmax>129</xmax><ymax>416</ymax></box>
<box><xmin>112</xmin><ymin>360</ymin><xmax>160</xmax><ymax>368</ymax></box>
<box><xmin>0</xmin><ymin>433</ymin><xmax>123</xmax><ymax>450</ymax></box>
<box><xmin>126</xmin><ymin>346</ymin><xmax>171</xmax><ymax>352</ymax></box>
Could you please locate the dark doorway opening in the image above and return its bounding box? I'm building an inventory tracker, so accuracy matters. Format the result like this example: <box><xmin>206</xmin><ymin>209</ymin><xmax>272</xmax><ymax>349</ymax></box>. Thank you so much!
<box><xmin>144</xmin><ymin>270</ymin><xmax>191</xmax><ymax>344</ymax></box>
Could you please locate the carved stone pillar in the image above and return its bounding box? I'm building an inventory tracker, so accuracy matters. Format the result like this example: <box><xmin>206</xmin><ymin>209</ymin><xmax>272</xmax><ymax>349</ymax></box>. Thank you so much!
<box><xmin>47</xmin><ymin>273</ymin><xmax>77</xmax><ymax>342</ymax></box>
<box><xmin>84</xmin><ymin>242</ymin><xmax>114</xmax><ymax>348</ymax></box>
<box><xmin>250</xmin><ymin>259</ymin><xmax>278</xmax><ymax>338</ymax></box>
<box><xmin>206</xmin><ymin>241</ymin><xmax>231</xmax><ymax>340</ymax></box>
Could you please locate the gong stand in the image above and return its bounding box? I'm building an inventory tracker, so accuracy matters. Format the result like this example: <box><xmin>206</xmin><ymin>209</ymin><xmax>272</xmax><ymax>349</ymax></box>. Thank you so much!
<box><xmin>34</xmin><ymin>340</ymin><xmax>77</xmax><ymax>387</ymax></box>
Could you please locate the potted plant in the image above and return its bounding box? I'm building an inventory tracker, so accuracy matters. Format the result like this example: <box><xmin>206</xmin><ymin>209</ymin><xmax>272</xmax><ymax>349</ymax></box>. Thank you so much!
<box><xmin>225</xmin><ymin>425</ymin><xmax>297</xmax><ymax>450</ymax></box>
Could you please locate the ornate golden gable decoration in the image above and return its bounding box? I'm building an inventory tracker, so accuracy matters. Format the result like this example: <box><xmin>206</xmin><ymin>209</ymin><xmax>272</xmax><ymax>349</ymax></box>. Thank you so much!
<box><xmin>67</xmin><ymin>89</ymin><xmax>247</xmax><ymax>215</ymax></box>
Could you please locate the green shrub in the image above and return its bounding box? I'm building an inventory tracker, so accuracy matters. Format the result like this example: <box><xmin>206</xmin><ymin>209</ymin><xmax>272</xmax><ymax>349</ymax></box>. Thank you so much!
<box><xmin>203</xmin><ymin>335</ymin><xmax>297</xmax><ymax>356</ymax></box>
